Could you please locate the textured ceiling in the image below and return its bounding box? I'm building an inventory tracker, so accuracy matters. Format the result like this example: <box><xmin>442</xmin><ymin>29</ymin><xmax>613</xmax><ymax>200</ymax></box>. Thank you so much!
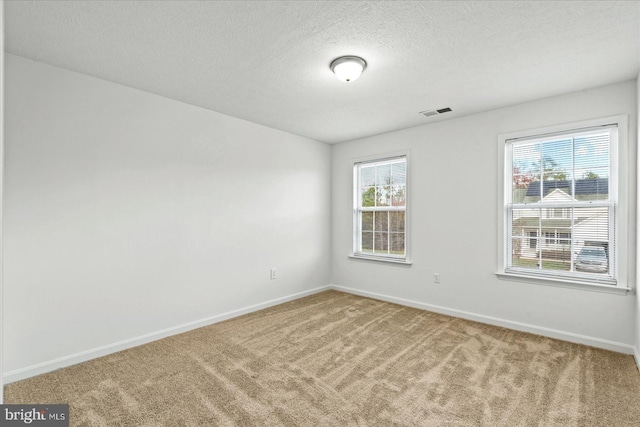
<box><xmin>4</xmin><ymin>1</ymin><xmax>640</xmax><ymax>144</ymax></box>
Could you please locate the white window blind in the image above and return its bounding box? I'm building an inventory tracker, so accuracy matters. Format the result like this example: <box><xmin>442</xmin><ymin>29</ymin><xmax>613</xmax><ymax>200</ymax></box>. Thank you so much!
<box><xmin>354</xmin><ymin>156</ymin><xmax>407</xmax><ymax>260</ymax></box>
<box><xmin>505</xmin><ymin>125</ymin><xmax>617</xmax><ymax>285</ymax></box>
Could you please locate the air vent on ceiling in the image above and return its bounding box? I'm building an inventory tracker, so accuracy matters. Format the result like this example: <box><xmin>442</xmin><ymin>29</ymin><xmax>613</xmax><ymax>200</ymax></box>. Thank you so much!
<box><xmin>419</xmin><ymin>107</ymin><xmax>453</xmax><ymax>118</ymax></box>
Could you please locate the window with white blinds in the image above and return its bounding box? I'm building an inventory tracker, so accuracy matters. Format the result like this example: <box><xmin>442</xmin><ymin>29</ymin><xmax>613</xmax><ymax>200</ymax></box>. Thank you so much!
<box><xmin>505</xmin><ymin>124</ymin><xmax>618</xmax><ymax>285</ymax></box>
<box><xmin>353</xmin><ymin>156</ymin><xmax>407</xmax><ymax>261</ymax></box>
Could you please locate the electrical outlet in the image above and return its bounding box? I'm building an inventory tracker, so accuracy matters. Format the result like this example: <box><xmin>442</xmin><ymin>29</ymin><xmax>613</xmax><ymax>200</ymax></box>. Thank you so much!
<box><xmin>270</xmin><ymin>268</ymin><xmax>277</xmax><ymax>280</ymax></box>
<box><xmin>434</xmin><ymin>273</ymin><xmax>440</xmax><ymax>284</ymax></box>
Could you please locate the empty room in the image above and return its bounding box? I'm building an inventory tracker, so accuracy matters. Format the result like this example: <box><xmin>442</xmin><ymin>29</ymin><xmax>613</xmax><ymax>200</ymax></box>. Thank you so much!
<box><xmin>1</xmin><ymin>1</ymin><xmax>640</xmax><ymax>426</ymax></box>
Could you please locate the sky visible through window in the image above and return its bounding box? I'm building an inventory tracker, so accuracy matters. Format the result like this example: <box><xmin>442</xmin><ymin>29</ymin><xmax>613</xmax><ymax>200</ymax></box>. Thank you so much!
<box><xmin>513</xmin><ymin>132</ymin><xmax>610</xmax><ymax>186</ymax></box>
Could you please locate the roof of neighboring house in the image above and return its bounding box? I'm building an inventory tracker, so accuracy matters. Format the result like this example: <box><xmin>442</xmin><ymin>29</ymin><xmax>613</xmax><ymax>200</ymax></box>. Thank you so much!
<box><xmin>525</xmin><ymin>178</ymin><xmax>608</xmax><ymax>197</ymax></box>
<box><xmin>543</xmin><ymin>188</ymin><xmax>575</xmax><ymax>202</ymax></box>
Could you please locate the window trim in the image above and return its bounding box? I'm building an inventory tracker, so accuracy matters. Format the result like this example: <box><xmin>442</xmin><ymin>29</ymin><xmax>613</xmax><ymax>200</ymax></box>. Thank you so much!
<box><xmin>351</xmin><ymin>150</ymin><xmax>411</xmax><ymax>265</ymax></box>
<box><xmin>496</xmin><ymin>115</ymin><xmax>629</xmax><ymax>291</ymax></box>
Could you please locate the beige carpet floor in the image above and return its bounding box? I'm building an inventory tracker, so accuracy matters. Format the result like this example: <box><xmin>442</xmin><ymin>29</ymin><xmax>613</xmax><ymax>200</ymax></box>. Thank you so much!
<box><xmin>5</xmin><ymin>290</ymin><xmax>640</xmax><ymax>426</ymax></box>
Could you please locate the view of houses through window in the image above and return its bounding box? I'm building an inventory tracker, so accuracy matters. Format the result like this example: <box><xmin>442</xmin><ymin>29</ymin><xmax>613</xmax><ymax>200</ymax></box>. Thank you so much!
<box><xmin>507</xmin><ymin>125</ymin><xmax>617</xmax><ymax>283</ymax></box>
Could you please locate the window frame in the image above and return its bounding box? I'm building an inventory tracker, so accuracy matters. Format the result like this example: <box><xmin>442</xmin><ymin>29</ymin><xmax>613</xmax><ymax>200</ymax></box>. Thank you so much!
<box><xmin>496</xmin><ymin>115</ymin><xmax>630</xmax><ymax>293</ymax></box>
<box><xmin>351</xmin><ymin>151</ymin><xmax>411</xmax><ymax>265</ymax></box>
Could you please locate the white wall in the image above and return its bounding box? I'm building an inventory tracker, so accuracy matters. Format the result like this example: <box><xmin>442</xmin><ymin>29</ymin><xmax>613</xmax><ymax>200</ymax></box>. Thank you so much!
<box><xmin>331</xmin><ymin>80</ymin><xmax>638</xmax><ymax>350</ymax></box>
<box><xmin>3</xmin><ymin>54</ymin><xmax>331</xmax><ymax>379</ymax></box>
<box><xmin>0</xmin><ymin>1</ymin><xmax>5</xmax><ymax>403</ymax></box>
<box><xmin>636</xmin><ymin>72</ymin><xmax>640</xmax><ymax>366</ymax></box>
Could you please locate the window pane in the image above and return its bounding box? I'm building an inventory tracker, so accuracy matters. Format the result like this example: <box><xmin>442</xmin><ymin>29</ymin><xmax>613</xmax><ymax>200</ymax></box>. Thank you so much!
<box><xmin>391</xmin><ymin>185</ymin><xmax>406</xmax><ymax>206</ymax></box>
<box><xmin>361</xmin><ymin>165</ymin><xmax>375</xmax><ymax>186</ymax></box>
<box><xmin>511</xmin><ymin>238</ymin><xmax>535</xmax><ymax>268</ymax></box>
<box><xmin>375</xmin><ymin>211</ymin><xmax>389</xmax><ymax>232</ymax></box>
<box><xmin>374</xmin><ymin>232</ymin><xmax>389</xmax><ymax>252</ymax></box>
<box><xmin>361</xmin><ymin>187</ymin><xmax>375</xmax><ymax>207</ymax></box>
<box><xmin>542</xmin><ymin>138</ymin><xmax>572</xmax><ymax>181</ymax></box>
<box><xmin>362</xmin><ymin>212</ymin><xmax>373</xmax><ymax>231</ymax></box>
<box><xmin>513</xmin><ymin>142</ymin><xmax>541</xmax><ymax>203</ymax></box>
<box><xmin>391</xmin><ymin>162</ymin><xmax>406</xmax><ymax>186</ymax></box>
<box><xmin>513</xmin><ymin>143</ymin><xmax>540</xmax><ymax>176</ymax></box>
<box><xmin>390</xmin><ymin>211</ymin><xmax>405</xmax><ymax>232</ymax></box>
<box><xmin>540</xmin><ymin>139</ymin><xmax>572</xmax><ymax>206</ymax></box>
<box><xmin>375</xmin><ymin>163</ymin><xmax>391</xmax><ymax>186</ymax></box>
<box><xmin>513</xmin><ymin>175</ymin><xmax>540</xmax><ymax>203</ymax></box>
<box><xmin>540</xmin><ymin>228</ymin><xmax>571</xmax><ymax>264</ymax></box>
<box><xmin>511</xmin><ymin>208</ymin><xmax>540</xmax><ymax>240</ymax></box>
<box><xmin>376</xmin><ymin>186</ymin><xmax>390</xmax><ymax>207</ymax></box>
<box><xmin>361</xmin><ymin>231</ymin><xmax>373</xmax><ymax>252</ymax></box>
<box><xmin>573</xmin><ymin>206</ymin><xmax>609</xmax><ymax>244</ymax></box>
<box><xmin>574</xmin><ymin>133</ymin><xmax>609</xmax><ymax>170</ymax></box>
<box><xmin>390</xmin><ymin>233</ymin><xmax>405</xmax><ymax>255</ymax></box>
<box><xmin>575</xmin><ymin>167</ymin><xmax>608</xmax><ymax>201</ymax></box>
<box><xmin>511</xmin><ymin>208</ymin><xmax>540</xmax><ymax>262</ymax></box>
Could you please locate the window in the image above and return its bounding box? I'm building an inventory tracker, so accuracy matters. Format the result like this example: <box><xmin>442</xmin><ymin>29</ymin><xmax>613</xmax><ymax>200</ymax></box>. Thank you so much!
<box><xmin>353</xmin><ymin>155</ymin><xmax>407</xmax><ymax>261</ymax></box>
<box><xmin>544</xmin><ymin>231</ymin><xmax>571</xmax><ymax>245</ymax></box>
<box><xmin>502</xmin><ymin>119</ymin><xmax>623</xmax><ymax>287</ymax></box>
<box><xmin>544</xmin><ymin>232</ymin><xmax>554</xmax><ymax>245</ymax></box>
<box><xmin>551</xmin><ymin>208</ymin><xmax>568</xmax><ymax>218</ymax></box>
<box><xmin>557</xmin><ymin>232</ymin><xmax>571</xmax><ymax>245</ymax></box>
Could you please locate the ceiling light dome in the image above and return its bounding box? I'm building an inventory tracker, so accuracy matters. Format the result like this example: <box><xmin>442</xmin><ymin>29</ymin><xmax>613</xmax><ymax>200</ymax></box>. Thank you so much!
<box><xmin>330</xmin><ymin>56</ymin><xmax>367</xmax><ymax>82</ymax></box>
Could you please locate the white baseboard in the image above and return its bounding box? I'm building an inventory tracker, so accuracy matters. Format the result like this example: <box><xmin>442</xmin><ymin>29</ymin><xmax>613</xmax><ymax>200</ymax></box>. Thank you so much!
<box><xmin>634</xmin><ymin>346</ymin><xmax>640</xmax><ymax>372</ymax></box>
<box><xmin>330</xmin><ymin>284</ymin><xmax>635</xmax><ymax>355</ymax></box>
<box><xmin>3</xmin><ymin>285</ymin><xmax>332</xmax><ymax>384</ymax></box>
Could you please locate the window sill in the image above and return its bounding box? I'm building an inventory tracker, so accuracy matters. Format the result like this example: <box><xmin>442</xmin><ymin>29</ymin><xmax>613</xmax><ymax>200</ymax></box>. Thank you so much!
<box><xmin>349</xmin><ymin>254</ymin><xmax>413</xmax><ymax>266</ymax></box>
<box><xmin>495</xmin><ymin>271</ymin><xmax>632</xmax><ymax>295</ymax></box>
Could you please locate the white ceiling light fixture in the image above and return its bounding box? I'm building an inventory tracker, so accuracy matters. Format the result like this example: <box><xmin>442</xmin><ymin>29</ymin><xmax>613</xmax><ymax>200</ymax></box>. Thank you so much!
<box><xmin>330</xmin><ymin>56</ymin><xmax>367</xmax><ymax>82</ymax></box>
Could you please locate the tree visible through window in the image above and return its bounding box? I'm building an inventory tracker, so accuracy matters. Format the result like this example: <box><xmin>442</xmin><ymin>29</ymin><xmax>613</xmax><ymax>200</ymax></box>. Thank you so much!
<box><xmin>354</xmin><ymin>156</ymin><xmax>407</xmax><ymax>259</ymax></box>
